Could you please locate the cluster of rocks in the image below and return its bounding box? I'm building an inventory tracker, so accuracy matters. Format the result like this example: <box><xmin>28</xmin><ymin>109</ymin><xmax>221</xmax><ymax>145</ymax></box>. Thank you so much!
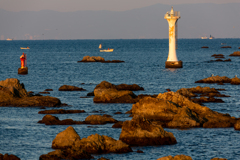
<box><xmin>210</xmin><ymin>54</ymin><xmax>231</xmax><ymax>62</ymax></box>
<box><xmin>176</xmin><ymin>86</ymin><xmax>229</xmax><ymax>104</ymax></box>
<box><xmin>128</xmin><ymin>91</ymin><xmax>237</xmax><ymax>129</ymax></box>
<box><xmin>78</xmin><ymin>56</ymin><xmax>124</xmax><ymax>63</ymax></box>
<box><xmin>195</xmin><ymin>75</ymin><xmax>240</xmax><ymax>85</ymax></box>
<box><xmin>38</xmin><ymin>114</ymin><xmax>118</xmax><ymax>125</ymax></box>
<box><xmin>40</xmin><ymin>126</ymin><xmax>132</xmax><ymax>159</ymax></box>
<box><xmin>0</xmin><ymin>78</ymin><xmax>62</xmax><ymax>107</ymax></box>
<box><xmin>93</xmin><ymin>81</ymin><xmax>156</xmax><ymax>103</ymax></box>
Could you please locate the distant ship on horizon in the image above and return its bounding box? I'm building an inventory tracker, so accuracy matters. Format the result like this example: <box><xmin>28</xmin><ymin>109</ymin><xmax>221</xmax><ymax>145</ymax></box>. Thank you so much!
<box><xmin>201</xmin><ymin>36</ymin><xmax>208</xmax><ymax>39</ymax></box>
<box><xmin>6</xmin><ymin>38</ymin><xmax>13</xmax><ymax>41</ymax></box>
<box><xmin>209</xmin><ymin>35</ymin><xmax>214</xmax><ymax>39</ymax></box>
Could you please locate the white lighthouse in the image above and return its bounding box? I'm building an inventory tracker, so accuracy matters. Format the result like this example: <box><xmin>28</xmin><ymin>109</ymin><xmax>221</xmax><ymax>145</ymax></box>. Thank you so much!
<box><xmin>164</xmin><ymin>7</ymin><xmax>182</xmax><ymax>68</ymax></box>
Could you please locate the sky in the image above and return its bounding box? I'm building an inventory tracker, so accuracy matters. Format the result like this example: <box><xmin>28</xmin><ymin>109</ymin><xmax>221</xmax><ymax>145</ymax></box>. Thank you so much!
<box><xmin>1</xmin><ymin>0</ymin><xmax>240</xmax><ymax>12</ymax></box>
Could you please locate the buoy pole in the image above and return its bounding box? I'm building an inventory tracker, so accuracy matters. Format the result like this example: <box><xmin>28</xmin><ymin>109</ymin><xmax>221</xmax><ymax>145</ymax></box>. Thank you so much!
<box><xmin>164</xmin><ymin>7</ymin><xmax>182</xmax><ymax>68</ymax></box>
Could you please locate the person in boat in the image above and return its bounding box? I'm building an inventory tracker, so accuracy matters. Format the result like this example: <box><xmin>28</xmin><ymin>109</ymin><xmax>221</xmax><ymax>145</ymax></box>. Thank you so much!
<box><xmin>20</xmin><ymin>53</ymin><xmax>26</xmax><ymax>68</ymax></box>
<box><xmin>108</xmin><ymin>48</ymin><xmax>109</xmax><ymax>50</ymax></box>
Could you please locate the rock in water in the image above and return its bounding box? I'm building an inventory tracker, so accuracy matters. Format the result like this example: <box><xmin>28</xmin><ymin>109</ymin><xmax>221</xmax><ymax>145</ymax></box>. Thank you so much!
<box><xmin>58</xmin><ymin>85</ymin><xmax>86</xmax><ymax>91</ymax></box>
<box><xmin>157</xmin><ymin>155</ymin><xmax>192</xmax><ymax>160</ymax></box>
<box><xmin>119</xmin><ymin>115</ymin><xmax>177</xmax><ymax>146</ymax></box>
<box><xmin>0</xmin><ymin>78</ymin><xmax>62</xmax><ymax>107</ymax></box>
<box><xmin>74</xmin><ymin>133</ymin><xmax>132</xmax><ymax>153</ymax></box>
<box><xmin>52</xmin><ymin>126</ymin><xmax>81</xmax><ymax>149</ymax></box>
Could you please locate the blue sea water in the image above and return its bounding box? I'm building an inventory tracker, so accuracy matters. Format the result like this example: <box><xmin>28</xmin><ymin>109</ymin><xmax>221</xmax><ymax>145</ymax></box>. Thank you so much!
<box><xmin>0</xmin><ymin>39</ymin><xmax>240</xmax><ymax>160</ymax></box>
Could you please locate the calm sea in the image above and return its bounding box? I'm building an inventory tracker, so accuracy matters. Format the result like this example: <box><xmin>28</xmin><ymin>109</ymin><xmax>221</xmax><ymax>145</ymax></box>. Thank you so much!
<box><xmin>0</xmin><ymin>39</ymin><xmax>240</xmax><ymax>160</ymax></box>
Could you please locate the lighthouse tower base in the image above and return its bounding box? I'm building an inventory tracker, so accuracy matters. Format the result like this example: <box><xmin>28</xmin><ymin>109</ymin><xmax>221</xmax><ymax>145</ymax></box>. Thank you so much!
<box><xmin>165</xmin><ymin>61</ymin><xmax>182</xmax><ymax>68</ymax></box>
<box><xmin>18</xmin><ymin>67</ymin><xmax>28</xmax><ymax>74</ymax></box>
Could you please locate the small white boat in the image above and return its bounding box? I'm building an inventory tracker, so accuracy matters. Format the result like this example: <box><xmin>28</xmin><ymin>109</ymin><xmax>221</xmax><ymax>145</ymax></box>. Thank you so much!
<box><xmin>20</xmin><ymin>47</ymin><xmax>30</xmax><ymax>49</ymax></box>
<box><xmin>100</xmin><ymin>49</ymin><xmax>114</xmax><ymax>52</ymax></box>
<box><xmin>99</xmin><ymin>44</ymin><xmax>113</xmax><ymax>52</ymax></box>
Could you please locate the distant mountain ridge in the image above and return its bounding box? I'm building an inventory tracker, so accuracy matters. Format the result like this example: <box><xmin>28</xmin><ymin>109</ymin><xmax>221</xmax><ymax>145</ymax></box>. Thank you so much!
<box><xmin>0</xmin><ymin>3</ymin><xmax>240</xmax><ymax>40</ymax></box>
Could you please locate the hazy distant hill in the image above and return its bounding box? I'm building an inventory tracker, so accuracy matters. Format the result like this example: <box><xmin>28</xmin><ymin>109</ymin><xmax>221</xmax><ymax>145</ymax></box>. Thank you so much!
<box><xmin>0</xmin><ymin>3</ymin><xmax>240</xmax><ymax>40</ymax></box>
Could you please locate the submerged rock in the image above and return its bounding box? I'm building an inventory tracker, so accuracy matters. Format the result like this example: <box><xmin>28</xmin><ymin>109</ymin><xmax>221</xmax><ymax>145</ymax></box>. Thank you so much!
<box><xmin>119</xmin><ymin>115</ymin><xmax>177</xmax><ymax>146</ymax></box>
<box><xmin>58</xmin><ymin>85</ymin><xmax>86</xmax><ymax>91</ymax></box>
<box><xmin>38</xmin><ymin>109</ymin><xmax>85</xmax><ymax>114</ymax></box>
<box><xmin>0</xmin><ymin>78</ymin><xmax>62</xmax><ymax>107</ymax></box>
<box><xmin>78</xmin><ymin>56</ymin><xmax>124</xmax><ymax>63</ymax></box>
<box><xmin>84</xmin><ymin>115</ymin><xmax>118</xmax><ymax>124</ymax></box>
<box><xmin>38</xmin><ymin>115</ymin><xmax>85</xmax><ymax>125</ymax></box>
<box><xmin>157</xmin><ymin>155</ymin><xmax>192</xmax><ymax>160</ymax></box>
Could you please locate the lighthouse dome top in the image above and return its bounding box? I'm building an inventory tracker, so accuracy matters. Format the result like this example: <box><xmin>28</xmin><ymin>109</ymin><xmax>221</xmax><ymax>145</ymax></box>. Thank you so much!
<box><xmin>164</xmin><ymin>6</ymin><xmax>180</xmax><ymax>19</ymax></box>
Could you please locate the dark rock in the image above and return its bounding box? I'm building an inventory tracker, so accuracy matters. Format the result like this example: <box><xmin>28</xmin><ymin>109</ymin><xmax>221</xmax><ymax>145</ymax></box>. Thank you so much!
<box><xmin>38</xmin><ymin>115</ymin><xmax>85</xmax><ymax>125</ymax></box>
<box><xmin>112</xmin><ymin>121</ymin><xmax>123</xmax><ymax>128</ymax></box>
<box><xmin>201</xmin><ymin>46</ymin><xmax>209</xmax><ymax>48</ymax></box>
<box><xmin>136</xmin><ymin>150</ymin><xmax>144</xmax><ymax>153</ymax></box>
<box><xmin>0</xmin><ymin>153</ymin><xmax>21</xmax><ymax>160</ymax></box>
<box><xmin>38</xmin><ymin>109</ymin><xmax>85</xmax><ymax>114</ymax></box>
<box><xmin>224</xmin><ymin>59</ymin><xmax>231</xmax><ymax>61</ymax></box>
<box><xmin>119</xmin><ymin>115</ymin><xmax>177</xmax><ymax>146</ymax></box>
<box><xmin>39</xmin><ymin>148</ymin><xmax>93</xmax><ymax>160</ymax></box>
<box><xmin>116</xmin><ymin>84</ymin><xmax>144</xmax><ymax>91</ymax></box>
<box><xmin>101</xmin><ymin>60</ymin><xmax>125</xmax><ymax>63</ymax></box>
<box><xmin>98</xmin><ymin>157</ymin><xmax>110</xmax><ymax>160</ymax></box>
<box><xmin>58</xmin><ymin>85</ymin><xmax>86</xmax><ymax>91</ymax></box>
<box><xmin>114</xmin><ymin>112</ymin><xmax>122</xmax><ymax>114</ymax></box>
<box><xmin>87</xmin><ymin>91</ymin><xmax>94</xmax><ymax>96</ymax></box>
<box><xmin>221</xmin><ymin>46</ymin><xmax>231</xmax><ymax>48</ymax></box>
<box><xmin>39</xmin><ymin>91</ymin><xmax>50</xmax><ymax>94</ymax></box>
